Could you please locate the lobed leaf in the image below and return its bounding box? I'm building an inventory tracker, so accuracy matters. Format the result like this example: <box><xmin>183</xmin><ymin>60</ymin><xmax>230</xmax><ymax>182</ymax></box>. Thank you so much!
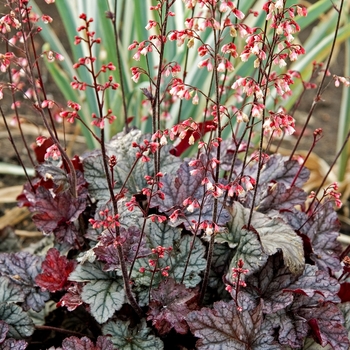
<box><xmin>132</xmin><ymin>222</ymin><xmax>206</xmax><ymax>298</ymax></box>
<box><xmin>266</xmin><ymin>307</ymin><xmax>308</xmax><ymax>348</ymax></box>
<box><xmin>68</xmin><ymin>261</ymin><xmax>112</xmax><ymax>283</ymax></box>
<box><xmin>69</xmin><ymin>261</ymin><xmax>125</xmax><ymax>323</ymax></box>
<box><xmin>267</xmin><ymin>293</ymin><xmax>349</xmax><ymax>349</ymax></box>
<box><xmin>0</xmin><ymin>338</ymin><xmax>28</xmax><ymax>350</ymax></box>
<box><xmin>0</xmin><ymin>321</ymin><xmax>8</xmax><ymax>343</ymax></box>
<box><xmin>0</xmin><ymin>277</ymin><xmax>25</xmax><ymax>304</ymax></box>
<box><xmin>167</xmin><ymin>234</ymin><xmax>207</xmax><ymax>288</ymax></box>
<box><xmin>61</xmin><ymin>336</ymin><xmax>114</xmax><ymax>350</ymax></box>
<box><xmin>244</xmin><ymin>155</ymin><xmax>309</xmax><ymax>189</ymax></box>
<box><xmin>151</xmin><ymin>159</ymin><xmax>230</xmax><ymax>229</ymax></box>
<box><xmin>254</xmin><ymin>182</ymin><xmax>307</xmax><ymax>213</ymax></box>
<box><xmin>57</xmin><ymin>284</ymin><xmax>83</xmax><ymax>312</ymax></box>
<box><xmin>245</xmin><ymin>255</ymin><xmax>294</xmax><ymax>314</ymax></box>
<box><xmin>281</xmin><ymin>201</ymin><xmax>343</xmax><ymax>273</ymax></box>
<box><xmin>187</xmin><ymin>300</ymin><xmax>279</xmax><ymax>349</ymax></box>
<box><xmin>245</xmin><ymin>255</ymin><xmax>340</xmax><ymax>315</ymax></box>
<box><xmin>18</xmin><ymin>170</ymin><xmax>88</xmax><ymax>248</ymax></box>
<box><xmin>35</xmin><ymin>248</ymin><xmax>76</xmax><ymax>293</ymax></box>
<box><xmin>147</xmin><ymin>278</ymin><xmax>196</xmax><ymax>335</ymax></box>
<box><xmin>299</xmin><ymin>302</ymin><xmax>350</xmax><ymax>350</ymax></box>
<box><xmin>250</xmin><ymin>211</ymin><xmax>304</xmax><ymax>275</ymax></box>
<box><xmin>102</xmin><ymin>319</ymin><xmax>163</xmax><ymax>350</ymax></box>
<box><xmin>81</xmin><ymin>279</ymin><xmax>125</xmax><ymax>324</ymax></box>
<box><xmin>94</xmin><ymin>226</ymin><xmax>150</xmax><ymax>272</ymax></box>
<box><xmin>83</xmin><ymin>130</ymin><xmax>182</xmax><ymax>204</ymax></box>
<box><xmin>306</xmin><ymin>201</ymin><xmax>342</xmax><ymax>272</ymax></box>
<box><xmin>0</xmin><ymin>304</ymin><xmax>34</xmax><ymax>339</ymax></box>
<box><xmin>226</xmin><ymin>202</ymin><xmax>304</xmax><ymax>274</ymax></box>
<box><xmin>0</xmin><ymin>252</ymin><xmax>49</xmax><ymax>312</ymax></box>
<box><xmin>217</xmin><ymin>203</ymin><xmax>268</xmax><ymax>276</ymax></box>
<box><xmin>283</xmin><ymin>264</ymin><xmax>340</xmax><ymax>302</ymax></box>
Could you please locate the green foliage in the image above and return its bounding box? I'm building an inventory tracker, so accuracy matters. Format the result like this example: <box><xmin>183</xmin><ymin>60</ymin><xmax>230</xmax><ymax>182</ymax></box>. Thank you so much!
<box><xmin>102</xmin><ymin>319</ymin><xmax>164</xmax><ymax>350</ymax></box>
<box><xmin>68</xmin><ymin>261</ymin><xmax>126</xmax><ymax>323</ymax></box>
<box><xmin>1</xmin><ymin>0</ymin><xmax>349</xmax><ymax>349</ymax></box>
<box><xmin>31</xmin><ymin>0</ymin><xmax>350</xmax><ymax>149</ymax></box>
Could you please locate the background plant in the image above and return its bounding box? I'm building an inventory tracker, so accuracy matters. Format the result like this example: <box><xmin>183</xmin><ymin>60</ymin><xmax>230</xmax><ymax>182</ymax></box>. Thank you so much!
<box><xmin>30</xmin><ymin>0</ymin><xmax>350</xmax><ymax>149</ymax></box>
<box><xmin>0</xmin><ymin>0</ymin><xmax>350</xmax><ymax>349</ymax></box>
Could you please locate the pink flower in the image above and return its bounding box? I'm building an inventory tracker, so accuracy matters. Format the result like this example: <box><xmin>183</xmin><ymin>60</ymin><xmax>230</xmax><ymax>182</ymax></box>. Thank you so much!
<box><xmin>42</xmin><ymin>15</ymin><xmax>53</xmax><ymax>24</ymax></box>
<box><xmin>91</xmin><ymin>118</ymin><xmax>105</xmax><ymax>129</ymax></box>
<box><xmin>169</xmin><ymin>209</ymin><xmax>181</xmax><ymax>223</ymax></box>
<box><xmin>55</xmin><ymin>52</ymin><xmax>64</xmax><ymax>61</ymax></box>
<box><xmin>217</xmin><ymin>62</ymin><xmax>226</xmax><ymax>72</ymax></box>
<box><xmin>35</xmin><ymin>136</ymin><xmax>47</xmax><ymax>147</ymax></box>
<box><xmin>232</xmin><ymin>7</ymin><xmax>245</xmax><ymax>20</ymax></box>
<box><xmin>67</xmin><ymin>100</ymin><xmax>81</xmax><ymax>111</ymax></box>
<box><xmin>41</xmin><ymin>100</ymin><xmax>55</xmax><ymax>109</ymax></box>
<box><xmin>297</xmin><ymin>6</ymin><xmax>307</xmax><ymax>17</ymax></box>
<box><xmin>145</xmin><ymin>20</ymin><xmax>157</xmax><ymax>30</ymax></box>
<box><xmin>251</xmin><ymin>103</ymin><xmax>265</xmax><ymax>118</ymax></box>
<box><xmin>131</xmin><ymin>67</ymin><xmax>141</xmax><ymax>83</ymax></box>
<box><xmin>44</xmin><ymin>144</ymin><xmax>61</xmax><ymax>161</ymax></box>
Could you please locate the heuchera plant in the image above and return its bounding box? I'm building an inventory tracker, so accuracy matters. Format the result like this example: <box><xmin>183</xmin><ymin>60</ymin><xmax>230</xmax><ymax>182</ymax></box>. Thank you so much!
<box><xmin>1</xmin><ymin>0</ymin><xmax>350</xmax><ymax>349</ymax></box>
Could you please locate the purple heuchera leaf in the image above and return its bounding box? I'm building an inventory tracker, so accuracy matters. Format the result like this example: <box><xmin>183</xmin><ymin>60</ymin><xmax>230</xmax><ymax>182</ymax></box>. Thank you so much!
<box><xmin>18</xmin><ymin>170</ymin><xmax>88</xmax><ymax>248</ymax></box>
<box><xmin>244</xmin><ymin>154</ymin><xmax>309</xmax><ymax>188</ymax></box>
<box><xmin>61</xmin><ymin>336</ymin><xmax>114</xmax><ymax>350</ymax></box>
<box><xmin>245</xmin><ymin>255</ymin><xmax>340</xmax><ymax>315</ymax></box>
<box><xmin>215</xmin><ymin>139</ymin><xmax>245</xmax><ymax>173</ymax></box>
<box><xmin>281</xmin><ymin>201</ymin><xmax>342</xmax><ymax>272</ymax></box>
<box><xmin>0</xmin><ymin>321</ymin><xmax>8</xmax><ymax>343</ymax></box>
<box><xmin>251</xmin><ymin>181</ymin><xmax>307</xmax><ymax>213</ymax></box>
<box><xmin>299</xmin><ymin>302</ymin><xmax>349</xmax><ymax>350</ymax></box>
<box><xmin>306</xmin><ymin>200</ymin><xmax>342</xmax><ymax>272</ymax></box>
<box><xmin>187</xmin><ymin>299</ymin><xmax>280</xmax><ymax>349</ymax></box>
<box><xmin>147</xmin><ymin>278</ymin><xmax>196</xmax><ymax>335</ymax></box>
<box><xmin>244</xmin><ymin>255</ymin><xmax>295</xmax><ymax>314</ymax></box>
<box><xmin>283</xmin><ymin>264</ymin><xmax>340</xmax><ymax>302</ymax></box>
<box><xmin>57</xmin><ymin>283</ymin><xmax>84</xmax><ymax>312</ymax></box>
<box><xmin>94</xmin><ymin>226</ymin><xmax>150</xmax><ymax>271</ymax></box>
<box><xmin>151</xmin><ymin>158</ymin><xmax>230</xmax><ymax>229</ymax></box>
<box><xmin>266</xmin><ymin>294</ymin><xmax>349</xmax><ymax>349</ymax></box>
<box><xmin>0</xmin><ymin>338</ymin><xmax>28</xmax><ymax>350</ymax></box>
<box><xmin>0</xmin><ymin>252</ymin><xmax>49</xmax><ymax>312</ymax></box>
<box><xmin>266</xmin><ymin>307</ymin><xmax>308</xmax><ymax>348</ymax></box>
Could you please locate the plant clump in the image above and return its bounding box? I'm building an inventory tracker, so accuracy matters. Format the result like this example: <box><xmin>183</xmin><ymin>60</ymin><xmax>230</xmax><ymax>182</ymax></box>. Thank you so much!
<box><xmin>0</xmin><ymin>0</ymin><xmax>350</xmax><ymax>349</ymax></box>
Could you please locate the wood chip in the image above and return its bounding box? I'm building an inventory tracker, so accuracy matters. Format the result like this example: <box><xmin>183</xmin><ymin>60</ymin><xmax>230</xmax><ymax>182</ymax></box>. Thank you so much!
<box><xmin>0</xmin><ymin>185</ymin><xmax>24</xmax><ymax>203</ymax></box>
<box><xmin>14</xmin><ymin>229</ymin><xmax>43</xmax><ymax>238</ymax></box>
<box><xmin>0</xmin><ymin>207</ymin><xmax>30</xmax><ymax>230</ymax></box>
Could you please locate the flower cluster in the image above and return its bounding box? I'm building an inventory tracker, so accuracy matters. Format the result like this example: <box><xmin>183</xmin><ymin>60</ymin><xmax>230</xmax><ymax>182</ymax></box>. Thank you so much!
<box><xmin>310</xmin><ymin>182</ymin><xmax>342</xmax><ymax>209</ymax></box>
<box><xmin>139</xmin><ymin>246</ymin><xmax>173</xmax><ymax>277</ymax></box>
<box><xmin>2</xmin><ymin>0</ymin><xmax>350</xmax><ymax>348</ymax></box>
<box><xmin>225</xmin><ymin>259</ymin><xmax>249</xmax><ymax>312</ymax></box>
<box><xmin>89</xmin><ymin>208</ymin><xmax>120</xmax><ymax>230</ymax></box>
